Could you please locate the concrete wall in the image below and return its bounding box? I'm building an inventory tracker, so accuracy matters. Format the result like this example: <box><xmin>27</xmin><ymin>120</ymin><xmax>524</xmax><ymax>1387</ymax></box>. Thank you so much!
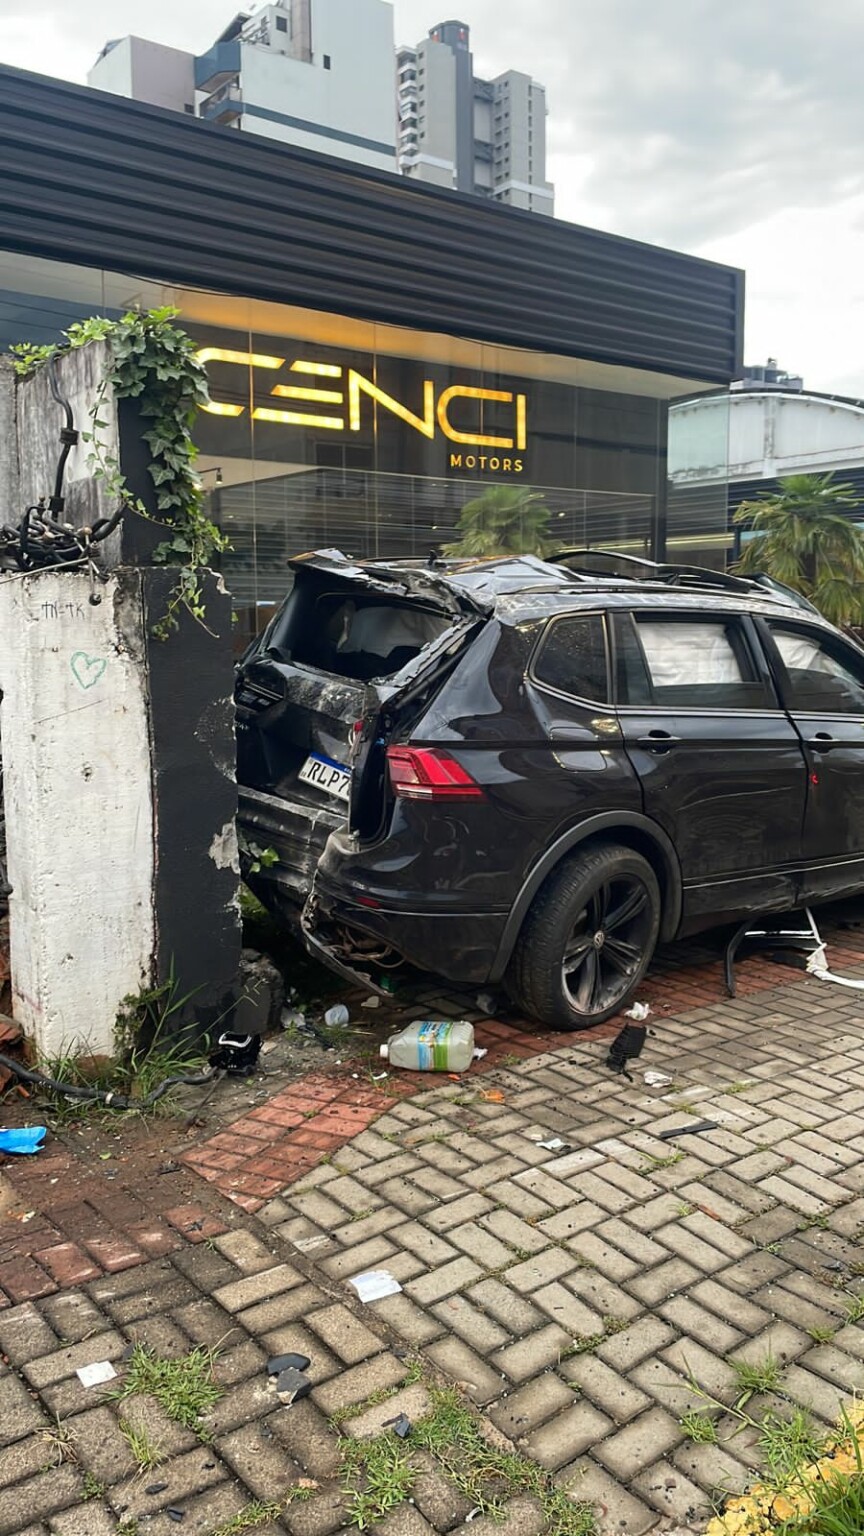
<box><xmin>0</xmin><ymin>569</ymin><xmax>155</xmax><ymax>1057</ymax></box>
<box><xmin>90</xmin><ymin>37</ymin><xmax>196</xmax><ymax>114</ymax></box>
<box><xmin>0</xmin><ymin>343</ymin><xmax>241</xmax><ymax>1060</ymax></box>
<box><xmin>236</xmin><ymin>0</ymin><xmax>396</xmax><ymax>170</ymax></box>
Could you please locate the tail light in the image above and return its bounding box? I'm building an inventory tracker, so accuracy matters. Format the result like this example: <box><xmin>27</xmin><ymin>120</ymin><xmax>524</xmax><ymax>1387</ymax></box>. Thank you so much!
<box><xmin>386</xmin><ymin>746</ymin><xmax>484</xmax><ymax>801</ymax></box>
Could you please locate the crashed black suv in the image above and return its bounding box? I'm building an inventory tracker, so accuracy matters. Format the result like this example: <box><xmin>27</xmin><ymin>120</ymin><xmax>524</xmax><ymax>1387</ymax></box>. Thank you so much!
<box><xmin>236</xmin><ymin>547</ymin><xmax>864</xmax><ymax>1030</ymax></box>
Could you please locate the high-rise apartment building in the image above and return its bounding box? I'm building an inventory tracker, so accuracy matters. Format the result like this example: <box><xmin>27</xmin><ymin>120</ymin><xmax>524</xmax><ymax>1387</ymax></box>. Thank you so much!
<box><xmin>396</xmin><ymin>20</ymin><xmax>553</xmax><ymax>215</ymax></box>
<box><xmin>89</xmin><ymin>0</ymin><xmax>397</xmax><ymax>174</ymax></box>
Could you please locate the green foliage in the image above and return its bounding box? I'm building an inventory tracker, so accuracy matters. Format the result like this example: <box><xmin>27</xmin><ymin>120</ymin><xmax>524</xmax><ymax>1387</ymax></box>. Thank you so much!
<box><xmin>111</xmin><ymin>1343</ymin><xmax>222</xmax><ymax>1435</ymax></box>
<box><xmin>776</xmin><ymin>1469</ymin><xmax>864</xmax><ymax>1535</ymax></box>
<box><xmin>342</xmin><ymin>1433</ymin><xmax>414</xmax><ymax>1530</ymax></box>
<box><xmin>679</xmin><ymin>1411</ymin><xmax>718</xmax><ymax>1444</ymax></box>
<box><xmin>734</xmin><ymin>472</ymin><xmax>864</xmax><ymax>625</ymax></box>
<box><xmin>731</xmin><ymin>1352</ymin><xmax>785</xmax><ymax>1403</ymax></box>
<box><xmin>118</xmin><ymin>1418</ymin><xmax>166</xmax><ymax>1470</ymax></box>
<box><xmin>760</xmin><ymin>1407</ymin><xmax>825</xmax><ymax>1484</ymax></box>
<box><xmin>206</xmin><ymin>1501</ymin><xmax>285</xmax><ymax>1536</ymax></box>
<box><xmin>411</xmin><ymin>1386</ymin><xmax>596</xmax><ymax>1535</ymax></box>
<box><xmin>237</xmin><ymin>830</ymin><xmax>279</xmax><ymax>875</ymax></box>
<box><xmin>9</xmin><ymin>307</ymin><xmax>228</xmax><ymax>637</ymax></box>
<box><xmin>443</xmin><ymin>484</ymin><xmax>552</xmax><ymax>559</ymax></box>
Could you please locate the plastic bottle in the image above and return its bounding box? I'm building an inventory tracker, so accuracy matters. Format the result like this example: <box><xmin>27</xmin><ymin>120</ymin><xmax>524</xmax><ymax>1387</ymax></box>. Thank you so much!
<box><xmin>379</xmin><ymin>1019</ymin><xmax>475</xmax><ymax>1072</ymax></box>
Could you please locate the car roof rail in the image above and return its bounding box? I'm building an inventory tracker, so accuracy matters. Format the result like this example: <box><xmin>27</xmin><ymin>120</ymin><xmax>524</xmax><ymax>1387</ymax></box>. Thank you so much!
<box><xmin>553</xmin><ymin>548</ymin><xmax>819</xmax><ymax>612</ymax></box>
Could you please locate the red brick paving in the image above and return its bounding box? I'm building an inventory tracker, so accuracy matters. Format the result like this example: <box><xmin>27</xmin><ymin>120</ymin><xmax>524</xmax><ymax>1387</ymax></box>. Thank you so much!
<box><xmin>181</xmin><ymin>921</ymin><xmax>864</xmax><ymax>1212</ymax></box>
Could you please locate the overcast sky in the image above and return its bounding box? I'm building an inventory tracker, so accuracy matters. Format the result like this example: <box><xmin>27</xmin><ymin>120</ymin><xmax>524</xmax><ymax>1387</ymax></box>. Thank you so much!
<box><xmin>2</xmin><ymin>0</ymin><xmax>863</xmax><ymax>394</ymax></box>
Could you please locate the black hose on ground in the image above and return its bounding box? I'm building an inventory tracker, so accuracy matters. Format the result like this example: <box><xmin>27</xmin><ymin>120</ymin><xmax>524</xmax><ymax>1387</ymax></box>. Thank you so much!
<box><xmin>0</xmin><ymin>1052</ymin><xmax>217</xmax><ymax>1110</ymax></box>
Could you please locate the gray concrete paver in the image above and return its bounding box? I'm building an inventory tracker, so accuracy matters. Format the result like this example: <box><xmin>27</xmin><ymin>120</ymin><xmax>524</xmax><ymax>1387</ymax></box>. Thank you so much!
<box><xmin>7</xmin><ymin>969</ymin><xmax>864</xmax><ymax>1534</ymax></box>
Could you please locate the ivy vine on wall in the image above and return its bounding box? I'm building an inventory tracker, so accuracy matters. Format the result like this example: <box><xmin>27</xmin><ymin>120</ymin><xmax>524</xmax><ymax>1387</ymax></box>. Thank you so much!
<box><xmin>9</xmin><ymin>307</ymin><xmax>228</xmax><ymax>638</ymax></box>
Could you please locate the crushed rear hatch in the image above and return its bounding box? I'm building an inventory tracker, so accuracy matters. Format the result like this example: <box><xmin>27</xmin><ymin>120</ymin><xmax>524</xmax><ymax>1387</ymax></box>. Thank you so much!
<box><xmin>235</xmin><ymin>550</ymin><xmax>485</xmax><ymax>907</ymax></box>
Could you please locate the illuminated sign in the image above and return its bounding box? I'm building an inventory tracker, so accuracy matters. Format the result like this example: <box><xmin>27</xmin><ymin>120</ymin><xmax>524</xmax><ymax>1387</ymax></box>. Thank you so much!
<box><xmin>194</xmin><ymin>349</ymin><xmax>528</xmax><ymax>462</ymax></box>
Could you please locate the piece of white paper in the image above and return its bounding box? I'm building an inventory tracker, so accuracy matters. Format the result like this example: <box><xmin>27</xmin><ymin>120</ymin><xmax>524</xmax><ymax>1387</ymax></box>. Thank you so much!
<box><xmin>76</xmin><ymin>1360</ymin><xmax>117</xmax><ymax>1388</ymax></box>
<box><xmin>348</xmin><ymin>1269</ymin><xmax>403</xmax><ymax>1302</ymax></box>
<box><xmin>624</xmin><ymin>1001</ymin><xmax>651</xmax><ymax>1021</ymax></box>
<box><xmin>538</xmin><ymin>1137</ymin><xmax>569</xmax><ymax>1151</ymax></box>
<box><xmin>644</xmin><ymin>1070</ymin><xmax>673</xmax><ymax>1088</ymax></box>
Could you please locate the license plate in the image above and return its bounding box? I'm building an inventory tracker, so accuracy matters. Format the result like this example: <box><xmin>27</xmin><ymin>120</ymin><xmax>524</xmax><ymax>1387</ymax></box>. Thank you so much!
<box><xmin>298</xmin><ymin>753</ymin><xmax>352</xmax><ymax>803</ymax></box>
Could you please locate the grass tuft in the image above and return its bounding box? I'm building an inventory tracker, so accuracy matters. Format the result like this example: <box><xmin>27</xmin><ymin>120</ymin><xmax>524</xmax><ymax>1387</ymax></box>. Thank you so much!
<box><xmin>118</xmin><ymin>1418</ymin><xmax>165</xmax><ymax>1470</ymax></box>
<box><xmin>731</xmin><ymin>1352</ymin><xmax>784</xmax><ymax>1401</ymax></box>
<box><xmin>679</xmin><ymin>1411</ymin><xmax>718</xmax><ymax>1445</ymax></box>
<box><xmin>110</xmin><ymin>1344</ymin><xmax>222</xmax><ymax>1435</ymax></box>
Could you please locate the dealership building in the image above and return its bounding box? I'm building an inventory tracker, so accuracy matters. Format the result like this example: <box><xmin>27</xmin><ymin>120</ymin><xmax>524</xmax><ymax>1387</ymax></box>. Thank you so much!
<box><xmin>0</xmin><ymin>65</ymin><xmax>742</xmax><ymax>643</ymax></box>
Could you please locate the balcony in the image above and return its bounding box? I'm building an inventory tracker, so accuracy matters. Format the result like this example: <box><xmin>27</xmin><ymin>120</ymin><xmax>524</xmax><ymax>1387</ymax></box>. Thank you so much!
<box><xmin>195</xmin><ymin>40</ymin><xmax>242</xmax><ymax>92</ymax></box>
<box><xmin>198</xmin><ymin>85</ymin><xmax>243</xmax><ymax>125</ymax></box>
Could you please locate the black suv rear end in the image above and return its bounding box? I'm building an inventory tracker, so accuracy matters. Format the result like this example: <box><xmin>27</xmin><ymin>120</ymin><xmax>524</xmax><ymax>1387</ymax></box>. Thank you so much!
<box><xmin>237</xmin><ymin>549</ymin><xmax>864</xmax><ymax>1029</ymax></box>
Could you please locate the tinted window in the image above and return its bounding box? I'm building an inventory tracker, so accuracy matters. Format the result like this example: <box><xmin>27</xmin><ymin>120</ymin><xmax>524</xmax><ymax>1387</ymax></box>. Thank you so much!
<box><xmin>618</xmin><ymin>616</ymin><xmax>770</xmax><ymax>708</ymax></box>
<box><xmin>769</xmin><ymin>625</ymin><xmax>864</xmax><ymax>715</ymax></box>
<box><xmin>533</xmin><ymin>615</ymin><xmax>609</xmax><ymax>702</ymax></box>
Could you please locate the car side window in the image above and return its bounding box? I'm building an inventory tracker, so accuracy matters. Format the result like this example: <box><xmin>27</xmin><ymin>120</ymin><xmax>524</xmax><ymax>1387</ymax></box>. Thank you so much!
<box><xmin>532</xmin><ymin>614</ymin><xmax>609</xmax><ymax>703</ymax></box>
<box><xmin>616</xmin><ymin>614</ymin><xmax>771</xmax><ymax>709</ymax></box>
<box><xmin>768</xmin><ymin>624</ymin><xmax>864</xmax><ymax>715</ymax></box>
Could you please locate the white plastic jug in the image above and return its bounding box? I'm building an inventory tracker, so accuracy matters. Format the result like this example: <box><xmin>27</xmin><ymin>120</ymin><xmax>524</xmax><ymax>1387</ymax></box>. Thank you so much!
<box><xmin>379</xmin><ymin>1019</ymin><xmax>475</xmax><ymax>1072</ymax></box>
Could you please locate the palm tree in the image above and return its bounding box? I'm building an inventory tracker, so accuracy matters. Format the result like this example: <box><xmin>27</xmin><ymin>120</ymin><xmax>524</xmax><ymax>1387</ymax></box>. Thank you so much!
<box><xmin>443</xmin><ymin>485</ymin><xmax>551</xmax><ymax>559</ymax></box>
<box><xmin>734</xmin><ymin>473</ymin><xmax>864</xmax><ymax>626</ymax></box>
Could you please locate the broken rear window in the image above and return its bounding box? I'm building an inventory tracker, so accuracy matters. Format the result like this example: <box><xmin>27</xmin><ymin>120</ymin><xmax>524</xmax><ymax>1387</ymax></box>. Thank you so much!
<box><xmin>267</xmin><ymin>589</ymin><xmax>451</xmax><ymax>680</ymax></box>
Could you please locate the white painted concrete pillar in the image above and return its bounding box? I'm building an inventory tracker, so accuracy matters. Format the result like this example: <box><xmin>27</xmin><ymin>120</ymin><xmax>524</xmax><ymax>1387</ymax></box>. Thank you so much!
<box><xmin>0</xmin><ymin>569</ymin><xmax>155</xmax><ymax>1058</ymax></box>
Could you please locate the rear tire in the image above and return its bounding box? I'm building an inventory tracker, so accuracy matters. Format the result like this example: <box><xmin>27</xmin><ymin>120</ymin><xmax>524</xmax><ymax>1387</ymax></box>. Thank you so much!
<box><xmin>508</xmin><ymin>843</ymin><xmax>661</xmax><ymax>1030</ymax></box>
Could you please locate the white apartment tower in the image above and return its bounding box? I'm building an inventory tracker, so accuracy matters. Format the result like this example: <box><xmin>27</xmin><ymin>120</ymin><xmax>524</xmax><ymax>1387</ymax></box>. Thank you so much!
<box><xmin>89</xmin><ymin>0</ymin><xmax>397</xmax><ymax>174</ymax></box>
<box><xmin>396</xmin><ymin>20</ymin><xmax>554</xmax><ymax>214</ymax></box>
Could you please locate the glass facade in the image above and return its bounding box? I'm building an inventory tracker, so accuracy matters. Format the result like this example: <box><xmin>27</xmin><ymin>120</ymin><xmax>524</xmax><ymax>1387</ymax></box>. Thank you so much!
<box><xmin>0</xmin><ymin>249</ymin><xmax>730</xmax><ymax>643</ymax></box>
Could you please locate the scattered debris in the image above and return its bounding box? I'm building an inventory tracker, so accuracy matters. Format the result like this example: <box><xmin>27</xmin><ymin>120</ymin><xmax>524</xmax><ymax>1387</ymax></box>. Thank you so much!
<box><xmin>145</xmin><ymin>1483</ymin><xmax>169</xmax><ymax>1497</ymax></box>
<box><xmin>267</xmin><ymin>1353</ymin><xmax>311</xmax><ymax>1375</ymax></box>
<box><xmin>606</xmin><ymin>1023</ymin><xmax>647</xmax><ymax>1079</ymax></box>
<box><xmin>275</xmin><ymin>1367</ymin><xmax>312</xmax><ymax>1405</ymax></box>
<box><xmin>808</xmin><ymin>942</ymin><xmax>864</xmax><ymax>990</ymax></box>
<box><xmin>371</xmin><ymin>1071</ymin><xmax>389</xmax><ymax>1082</ymax></box>
<box><xmin>383</xmin><ymin>1412</ymin><xmax>412</xmax><ymax>1438</ymax></box>
<box><xmin>361</xmin><ymin>996</ymin><xmax>381</xmax><ymax>1009</ymax></box>
<box><xmin>0</xmin><ymin>1126</ymin><xmax>46</xmax><ymax>1155</ymax></box>
<box><xmin>349</xmin><ymin>1269</ymin><xmax>402</xmax><ymax>1303</ymax></box>
<box><xmin>76</xmin><ymin>1360</ymin><xmax>117</xmax><ymax>1388</ymax></box>
<box><xmin>157</xmin><ymin>1160</ymin><xmax>181</xmax><ymax>1175</ymax></box>
<box><xmin>624</xmin><ymin>1001</ymin><xmax>652</xmax><ymax>1021</ymax></box>
<box><xmin>324</xmin><ymin>1004</ymin><xmax>350</xmax><ymax>1028</ymax></box>
<box><xmin>380</xmin><ymin>1019</ymin><xmax>475</xmax><ymax>1071</ymax></box>
<box><xmin>475</xmin><ymin>992</ymin><xmax>497</xmax><ymax>1015</ymax></box>
<box><xmin>472</xmin><ymin>1047</ymin><xmax>488</xmax><ymax>1061</ymax></box>
<box><xmin>725</xmin><ymin>907</ymin><xmax>822</xmax><ymax>996</ymax></box>
<box><xmin>209</xmin><ymin>1032</ymin><xmax>261</xmax><ymax>1076</ymax></box>
<box><xmin>644</xmin><ymin>1070</ymin><xmax>674</xmax><ymax>1088</ymax></box>
<box><xmin>481</xmin><ymin>1087</ymin><xmax>505</xmax><ymax>1103</ymax></box>
<box><xmin>658</xmin><ymin>1120</ymin><xmax>719</xmax><ymax>1139</ymax></box>
<box><xmin>281</xmin><ymin>1007</ymin><xmax>307</xmax><ymax>1030</ymax></box>
<box><xmin>166</xmin><ymin>1509</ymin><xmax>186</xmax><ymax>1523</ymax></box>
<box><xmin>537</xmin><ymin>1137</ymin><xmax>572</xmax><ymax>1153</ymax></box>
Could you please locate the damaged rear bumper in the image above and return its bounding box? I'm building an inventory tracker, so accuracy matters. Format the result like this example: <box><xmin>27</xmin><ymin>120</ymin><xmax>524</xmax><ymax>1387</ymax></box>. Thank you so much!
<box><xmin>301</xmin><ymin>882</ymin><xmax>508</xmax><ymax>989</ymax></box>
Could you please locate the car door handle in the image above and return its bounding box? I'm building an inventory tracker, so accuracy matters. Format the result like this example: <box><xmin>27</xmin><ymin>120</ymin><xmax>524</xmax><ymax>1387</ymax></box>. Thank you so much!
<box><xmin>637</xmin><ymin>731</ymin><xmax>681</xmax><ymax>751</ymax></box>
<box><xmin>807</xmin><ymin>733</ymin><xmax>836</xmax><ymax>752</ymax></box>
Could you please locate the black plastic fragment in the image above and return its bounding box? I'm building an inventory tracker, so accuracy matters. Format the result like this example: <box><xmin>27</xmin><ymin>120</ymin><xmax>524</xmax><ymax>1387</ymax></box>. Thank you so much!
<box><xmin>384</xmin><ymin>1412</ymin><xmax>412</xmax><ymax>1438</ymax></box>
<box><xmin>276</xmin><ymin>1366</ymin><xmax>313</xmax><ymax>1404</ymax></box>
<box><xmin>145</xmin><ymin>1482</ymin><xmax>168</xmax><ymax>1495</ymax></box>
<box><xmin>267</xmin><ymin>1352</ymin><xmax>311</xmax><ymax>1375</ymax></box>
<box><xmin>605</xmin><ymin>1023</ymin><xmax>646</xmax><ymax>1079</ymax></box>
<box><xmin>657</xmin><ymin>1120</ymin><xmax>719</xmax><ymax>1139</ymax></box>
<box><xmin>167</xmin><ymin>1510</ymin><xmax>186</xmax><ymax>1523</ymax></box>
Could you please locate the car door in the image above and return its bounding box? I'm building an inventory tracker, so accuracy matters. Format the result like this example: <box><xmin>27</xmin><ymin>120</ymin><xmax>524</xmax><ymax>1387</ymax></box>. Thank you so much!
<box><xmin>757</xmin><ymin>618</ymin><xmax>864</xmax><ymax>901</ymax></box>
<box><xmin>611</xmin><ymin>607</ymin><xmax>809</xmax><ymax>922</ymax></box>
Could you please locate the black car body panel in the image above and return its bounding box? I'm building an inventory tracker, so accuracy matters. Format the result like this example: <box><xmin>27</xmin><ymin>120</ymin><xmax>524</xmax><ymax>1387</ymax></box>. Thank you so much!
<box><xmin>235</xmin><ymin>548</ymin><xmax>864</xmax><ymax>1017</ymax></box>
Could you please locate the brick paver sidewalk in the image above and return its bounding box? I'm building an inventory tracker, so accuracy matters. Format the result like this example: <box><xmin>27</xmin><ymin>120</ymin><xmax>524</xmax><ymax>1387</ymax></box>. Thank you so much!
<box><xmin>2</xmin><ymin>961</ymin><xmax>864</xmax><ymax>1534</ymax></box>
